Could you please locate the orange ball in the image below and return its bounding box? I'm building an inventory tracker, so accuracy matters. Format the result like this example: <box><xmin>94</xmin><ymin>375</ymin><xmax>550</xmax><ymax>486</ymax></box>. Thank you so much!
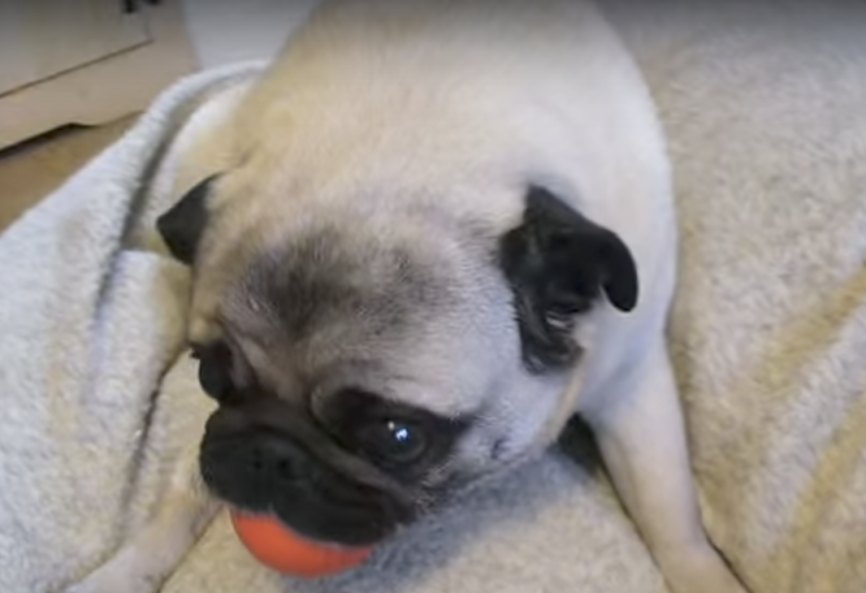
<box><xmin>230</xmin><ymin>511</ymin><xmax>373</xmax><ymax>578</ymax></box>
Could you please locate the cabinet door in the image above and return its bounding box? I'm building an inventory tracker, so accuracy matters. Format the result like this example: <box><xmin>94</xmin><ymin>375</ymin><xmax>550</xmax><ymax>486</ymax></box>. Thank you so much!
<box><xmin>0</xmin><ymin>0</ymin><xmax>151</xmax><ymax>95</ymax></box>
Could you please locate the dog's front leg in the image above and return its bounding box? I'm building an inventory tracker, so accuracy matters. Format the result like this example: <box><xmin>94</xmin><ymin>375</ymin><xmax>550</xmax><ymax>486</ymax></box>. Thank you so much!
<box><xmin>584</xmin><ymin>339</ymin><xmax>747</xmax><ymax>593</ymax></box>
<box><xmin>64</xmin><ymin>450</ymin><xmax>220</xmax><ymax>593</ymax></box>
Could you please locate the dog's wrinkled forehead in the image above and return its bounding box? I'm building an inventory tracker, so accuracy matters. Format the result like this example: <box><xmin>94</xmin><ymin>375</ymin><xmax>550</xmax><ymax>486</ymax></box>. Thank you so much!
<box><xmin>219</xmin><ymin>222</ymin><xmax>462</xmax><ymax>378</ymax></box>
<box><xmin>247</xmin><ymin>228</ymin><xmax>446</xmax><ymax>341</ymax></box>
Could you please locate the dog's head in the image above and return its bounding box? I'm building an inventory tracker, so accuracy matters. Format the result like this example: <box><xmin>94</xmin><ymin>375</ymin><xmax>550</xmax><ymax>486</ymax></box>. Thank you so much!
<box><xmin>156</xmin><ymin>88</ymin><xmax>638</xmax><ymax>548</ymax></box>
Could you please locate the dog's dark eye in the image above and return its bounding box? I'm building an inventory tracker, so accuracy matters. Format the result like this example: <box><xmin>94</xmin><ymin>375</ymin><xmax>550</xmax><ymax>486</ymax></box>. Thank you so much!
<box><xmin>191</xmin><ymin>342</ymin><xmax>234</xmax><ymax>401</ymax></box>
<box><xmin>356</xmin><ymin>420</ymin><xmax>427</xmax><ymax>465</ymax></box>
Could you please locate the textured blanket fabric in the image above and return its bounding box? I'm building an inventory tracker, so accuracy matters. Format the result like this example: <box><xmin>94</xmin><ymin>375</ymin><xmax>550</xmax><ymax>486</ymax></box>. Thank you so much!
<box><xmin>2</xmin><ymin>2</ymin><xmax>866</xmax><ymax>592</ymax></box>
<box><xmin>0</xmin><ymin>63</ymin><xmax>269</xmax><ymax>593</ymax></box>
<box><xmin>605</xmin><ymin>1</ymin><xmax>866</xmax><ymax>591</ymax></box>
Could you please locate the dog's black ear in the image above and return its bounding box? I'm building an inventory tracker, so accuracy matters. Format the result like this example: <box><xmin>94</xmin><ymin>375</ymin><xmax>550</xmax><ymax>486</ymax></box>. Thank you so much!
<box><xmin>156</xmin><ymin>175</ymin><xmax>218</xmax><ymax>265</ymax></box>
<box><xmin>499</xmin><ymin>186</ymin><xmax>639</xmax><ymax>372</ymax></box>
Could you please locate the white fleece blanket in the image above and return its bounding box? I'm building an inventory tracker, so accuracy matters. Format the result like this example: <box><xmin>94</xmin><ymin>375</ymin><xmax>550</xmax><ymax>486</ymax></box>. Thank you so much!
<box><xmin>2</xmin><ymin>2</ymin><xmax>866</xmax><ymax>592</ymax></box>
<box><xmin>605</xmin><ymin>2</ymin><xmax>866</xmax><ymax>592</ymax></box>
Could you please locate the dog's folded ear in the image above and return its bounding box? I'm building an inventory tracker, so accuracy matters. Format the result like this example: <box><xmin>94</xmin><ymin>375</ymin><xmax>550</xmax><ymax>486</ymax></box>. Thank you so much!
<box><xmin>156</xmin><ymin>175</ymin><xmax>219</xmax><ymax>265</ymax></box>
<box><xmin>499</xmin><ymin>185</ymin><xmax>639</xmax><ymax>372</ymax></box>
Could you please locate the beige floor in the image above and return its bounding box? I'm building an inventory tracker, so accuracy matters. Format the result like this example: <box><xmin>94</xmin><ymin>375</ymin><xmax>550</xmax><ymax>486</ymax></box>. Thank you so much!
<box><xmin>0</xmin><ymin>116</ymin><xmax>137</xmax><ymax>233</ymax></box>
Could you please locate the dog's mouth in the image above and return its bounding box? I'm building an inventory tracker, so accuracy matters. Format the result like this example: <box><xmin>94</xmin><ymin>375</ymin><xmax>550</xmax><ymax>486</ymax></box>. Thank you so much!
<box><xmin>199</xmin><ymin>408</ymin><xmax>416</xmax><ymax>547</ymax></box>
<box><xmin>200</xmin><ymin>448</ymin><xmax>408</xmax><ymax>546</ymax></box>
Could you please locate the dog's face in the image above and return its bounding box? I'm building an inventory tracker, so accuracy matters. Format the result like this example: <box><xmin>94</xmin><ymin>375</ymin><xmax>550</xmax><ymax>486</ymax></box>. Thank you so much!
<box><xmin>156</xmin><ymin>108</ymin><xmax>638</xmax><ymax>547</ymax></box>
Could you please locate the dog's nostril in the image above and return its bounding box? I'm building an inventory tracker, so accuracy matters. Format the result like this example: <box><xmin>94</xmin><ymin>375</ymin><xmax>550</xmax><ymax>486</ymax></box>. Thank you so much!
<box><xmin>245</xmin><ymin>436</ymin><xmax>309</xmax><ymax>481</ymax></box>
<box><xmin>277</xmin><ymin>459</ymin><xmax>292</xmax><ymax>479</ymax></box>
<box><xmin>247</xmin><ymin>445</ymin><xmax>297</xmax><ymax>480</ymax></box>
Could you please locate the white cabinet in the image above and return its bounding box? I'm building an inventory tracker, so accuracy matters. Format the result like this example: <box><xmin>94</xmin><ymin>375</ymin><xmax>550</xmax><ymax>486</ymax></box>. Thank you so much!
<box><xmin>0</xmin><ymin>0</ymin><xmax>198</xmax><ymax>149</ymax></box>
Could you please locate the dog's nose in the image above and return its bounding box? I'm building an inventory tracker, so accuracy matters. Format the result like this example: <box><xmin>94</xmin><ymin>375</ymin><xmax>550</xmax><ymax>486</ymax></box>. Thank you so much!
<box><xmin>203</xmin><ymin>406</ymin><xmax>313</xmax><ymax>482</ymax></box>
<box><xmin>247</xmin><ymin>432</ymin><xmax>314</xmax><ymax>484</ymax></box>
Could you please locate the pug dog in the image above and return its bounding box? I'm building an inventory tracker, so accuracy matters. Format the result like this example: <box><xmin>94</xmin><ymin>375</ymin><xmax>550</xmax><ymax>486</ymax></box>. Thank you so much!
<box><xmin>66</xmin><ymin>1</ymin><xmax>747</xmax><ymax>592</ymax></box>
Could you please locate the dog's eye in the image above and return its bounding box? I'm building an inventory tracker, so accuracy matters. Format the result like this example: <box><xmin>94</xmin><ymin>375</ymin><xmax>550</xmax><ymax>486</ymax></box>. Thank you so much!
<box><xmin>191</xmin><ymin>342</ymin><xmax>234</xmax><ymax>401</ymax></box>
<box><xmin>356</xmin><ymin>420</ymin><xmax>427</xmax><ymax>465</ymax></box>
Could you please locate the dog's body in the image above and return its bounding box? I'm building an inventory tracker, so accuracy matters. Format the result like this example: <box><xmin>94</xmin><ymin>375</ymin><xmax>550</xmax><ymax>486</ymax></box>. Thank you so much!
<box><xmin>67</xmin><ymin>1</ymin><xmax>746</xmax><ymax>592</ymax></box>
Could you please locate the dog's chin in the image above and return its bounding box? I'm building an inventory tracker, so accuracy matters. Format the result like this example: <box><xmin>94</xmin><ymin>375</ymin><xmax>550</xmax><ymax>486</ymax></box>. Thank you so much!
<box><xmin>202</xmin><ymin>476</ymin><xmax>406</xmax><ymax>547</ymax></box>
<box><xmin>219</xmin><ymin>495</ymin><xmax>399</xmax><ymax>547</ymax></box>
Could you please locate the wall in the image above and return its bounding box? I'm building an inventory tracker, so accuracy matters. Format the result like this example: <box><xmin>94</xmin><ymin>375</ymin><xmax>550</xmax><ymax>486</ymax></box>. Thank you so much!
<box><xmin>181</xmin><ymin>0</ymin><xmax>319</xmax><ymax>69</ymax></box>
